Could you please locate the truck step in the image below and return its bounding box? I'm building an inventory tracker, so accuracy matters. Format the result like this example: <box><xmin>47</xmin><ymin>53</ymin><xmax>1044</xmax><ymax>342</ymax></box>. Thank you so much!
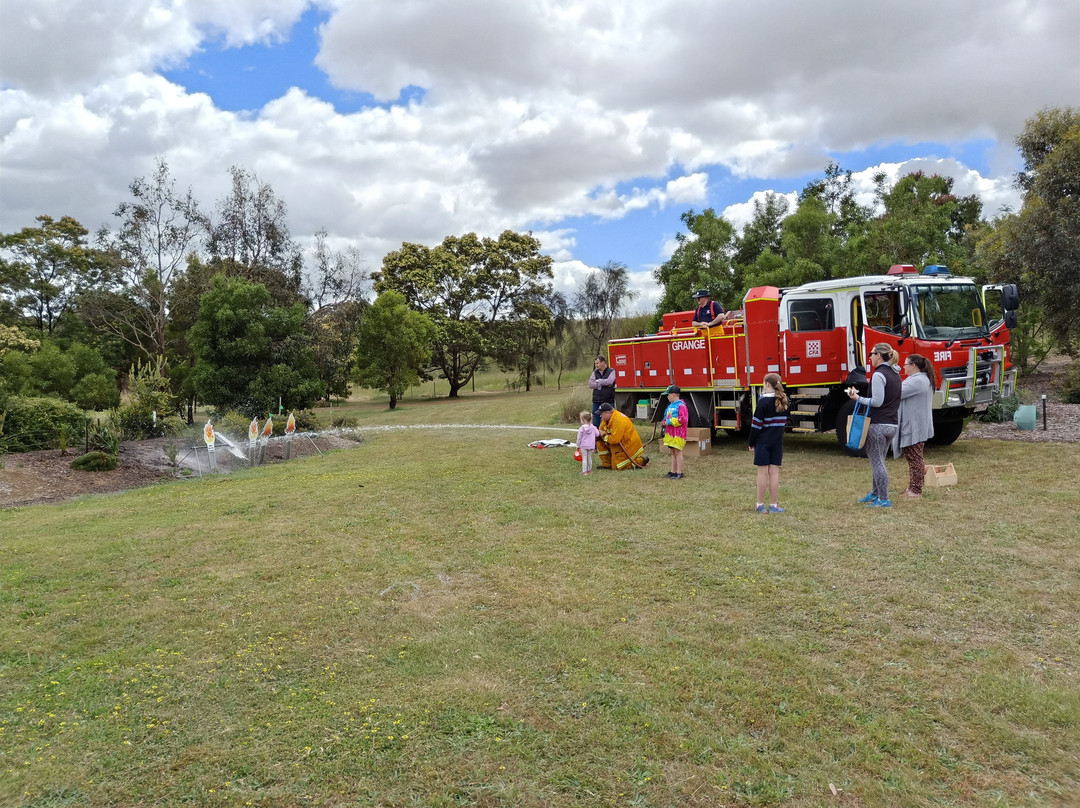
<box><xmin>789</xmin><ymin>427</ymin><xmax>818</xmax><ymax>433</ymax></box>
<box><xmin>788</xmin><ymin>409</ymin><xmax>818</xmax><ymax>416</ymax></box>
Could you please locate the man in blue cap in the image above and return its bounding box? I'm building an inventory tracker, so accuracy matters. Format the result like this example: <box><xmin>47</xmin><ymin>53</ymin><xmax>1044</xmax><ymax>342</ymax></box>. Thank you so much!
<box><xmin>691</xmin><ymin>289</ymin><xmax>725</xmax><ymax>328</ymax></box>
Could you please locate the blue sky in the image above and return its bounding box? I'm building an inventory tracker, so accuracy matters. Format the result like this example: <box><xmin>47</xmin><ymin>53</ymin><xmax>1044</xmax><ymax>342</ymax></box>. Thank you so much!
<box><xmin>163</xmin><ymin>6</ymin><xmax>430</xmax><ymax>115</ymax></box>
<box><xmin>2</xmin><ymin>0</ymin><xmax>1075</xmax><ymax>308</ymax></box>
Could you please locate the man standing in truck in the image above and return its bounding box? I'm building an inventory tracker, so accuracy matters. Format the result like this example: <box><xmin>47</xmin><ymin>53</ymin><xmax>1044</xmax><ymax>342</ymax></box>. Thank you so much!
<box><xmin>691</xmin><ymin>289</ymin><xmax>725</xmax><ymax>328</ymax></box>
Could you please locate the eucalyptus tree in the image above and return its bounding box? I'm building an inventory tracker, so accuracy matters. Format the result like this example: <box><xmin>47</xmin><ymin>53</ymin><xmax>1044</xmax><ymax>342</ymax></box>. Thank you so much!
<box><xmin>206</xmin><ymin>165</ymin><xmax>303</xmax><ymax>306</ymax></box>
<box><xmin>0</xmin><ymin>215</ymin><xmax>116</xmax><ymax>335</ymax></box>
<box><xmin>375</xmin><ymin>230</ymin><xmax>554</xmax><ymax>397</ymax></box>
<box><xmin>652</xmin><ymin>208</ymin><xmax>736</xmax><ymax>324</ymax></box>
<box><xmin>83</xmin><ymin>158</ymin><xmax>204</xmax><ymax>361</ymax></box>
<box><xmin>1005</xmin><ymin>107</ymin><xmax>1079</xmax><ymax>351</ymax></box>
<box><xmin>743</xmin><ymin>196</ymin><xmax>835</xmax><ymax>290</ymax></box>
<box><xmin>575</xmin><ymin>260</ymin><xmax>636</xmax><ymax>358</ymax></box>
<box><xmin>865</xmin><ymin>171</ymin><xmax>981</xmax><ymax>275</ymax></box>
<box><xmin>304</xmin><ymin>230</ymin><xmax>370</xmax><ymax>400</ymax></box>
<box><xmin>731</xmin><ymin>193</ymin><xmax>789</xmax><ymax>275</ymax></box>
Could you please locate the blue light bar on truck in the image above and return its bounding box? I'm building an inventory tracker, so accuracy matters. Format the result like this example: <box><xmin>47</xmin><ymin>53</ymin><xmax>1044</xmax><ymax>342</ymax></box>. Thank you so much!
<box><xmin>922</xmin><ymin>264</ymin><xmax>951</xmax><ymax>276</ymax></box>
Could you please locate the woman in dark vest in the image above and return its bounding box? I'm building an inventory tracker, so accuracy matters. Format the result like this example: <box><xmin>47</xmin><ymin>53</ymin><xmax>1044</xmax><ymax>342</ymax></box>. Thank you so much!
<box><xmin>846</xmin><ymin>342</ymin><xmax>901</xmax><ymax>508</ymax></box>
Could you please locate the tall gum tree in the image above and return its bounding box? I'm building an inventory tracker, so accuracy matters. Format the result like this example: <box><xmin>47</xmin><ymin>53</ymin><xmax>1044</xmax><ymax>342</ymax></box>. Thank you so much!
<box><xmin>83</xmin><ymin>158</ymin><xmax>204</xmax><ymax>361</ymax></box>
<box><xmin>1004</xmin><ymin>107</ymin><xmax>1080</xmax><ymax>352</ymax></box>
<box><xmin>304</xmin><ymin>229</ymin><xmax>370</xmax><ymax>401</ymax></box>
<box><xmin>575</xmin><ymin>261</ymin><xmax>636</xmax><ymax>358</ymax></box>
<box><xmin>206</xmin><ymin>166</ymin><xmax>304</xmax><ymax>307</ymax></box>
<box><xmin>375</xmin><ymin>230</ymin><xmax>553</xmax><ymax>397</ymax></box>
<box><xmin>652</xmin><ymin>209</ymin><xmax>736</xmax><ymax>325</ymax></box>
<box><xmin>0</xmin><ymin>215</ymin><xmax>115</xmax><ymax>335</ymax></box>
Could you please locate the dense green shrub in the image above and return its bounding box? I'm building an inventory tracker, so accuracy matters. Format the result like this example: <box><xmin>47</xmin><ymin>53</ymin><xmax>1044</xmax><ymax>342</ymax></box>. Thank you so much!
<box><xmin>291</xmin><ymin>409</ymin><xmax>322</xmax><ymax>432</ymax></box>
<box><xmin>189</xmin><ymin>276</ymin><xmax>325</xmax><ymax>416</ymax></box>
<box><xmin>86</xmin><ymin>422</ymin><xmax>121</xmax><ymax>454</ymax></box>
<box><xmin>29</xmin><ymin>342</ymin><xmax>77</xmax><ymax>399</ymax></box>
<box><xmin>1062</xmin><ymin>362</ymin><xmax>1080</xmax><ymax>404</ymax></box>
<box><xmin>0</xmin><ymin>397</ymin><xmax>86</xmax><ymax>453</ymax></box>
<box><xmin>160</xmin><ymin>415</ymin><xmax>186</xmax><ymax>437</ymax></box>
<box><xmin>330</xmin><ymin>413</ymin><xmax>359</xmax><ymax>428</ymax></box>
<box><xmin>0</xmin><ymin>351</ymin><xmax>33</xmax><ymax>399</ymax></box>
<box><xmin>109</xmin><ymin>358</ymin><xmax>178</xmax><ymax>439</ymax></box>
<box><xmin>72</xmin><ymin>372</ymin><xmax>121</xmax><ymax>410</ymax></box>
<box><xmin>70</xmin><ymin>451</ymin><xmax>119</xmax><ymax>471</ymax></box>
<box><xmin>211</xmin><ymin>410</ymin><xmax>258</xmax><ymax>440</ymax></box>
<box><xmin>972</xmin><ymin>391</ymin><xmax>1022</xmax><ymax>423</ymax></box>
<box><xmin>0</xmin><ymin>340</ymin><xmax>117</xmax><ymax>405</ymax></box>
<box><xmin>0</xmin><ymin>396</ymin><xmax>86</xmax><ymax>453</ymax></box>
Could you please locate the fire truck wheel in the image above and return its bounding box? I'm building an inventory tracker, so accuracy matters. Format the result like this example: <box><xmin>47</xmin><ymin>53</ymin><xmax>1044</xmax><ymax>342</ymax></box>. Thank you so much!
<box><xmin>835</xmin><ymin>399</ymin><xmax>868</xmax><ymax>457</ymax></box>
<box><xmin>928</xmin><ymin>417</ymin><xmax>965</xmax><ymax>446</ymax></box>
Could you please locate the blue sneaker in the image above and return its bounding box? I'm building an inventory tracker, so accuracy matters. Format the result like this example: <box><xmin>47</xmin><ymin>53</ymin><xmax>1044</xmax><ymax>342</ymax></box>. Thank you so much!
<box><xmin>866</xmin><ymin>498</ymin><xmax>892</xmax><ymax>508</ymax></box>
<box><xmin>755</xmin><ymin>504</ymin><xmax>767</xmax><ymax>513</ymax></box>
<box><xmin>768</xmin><ymin>504</ymin><xmax>785</xmax><ymax>513</ymax></box>
<box><xmin>857</xmin><ymin>492</ymin><xmax>877</xmax><ymax>503</ymax></box>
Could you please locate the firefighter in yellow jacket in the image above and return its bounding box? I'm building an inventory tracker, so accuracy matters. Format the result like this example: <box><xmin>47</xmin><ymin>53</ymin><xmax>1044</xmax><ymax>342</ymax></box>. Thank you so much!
<box><xmin>596</xmin><ymin>403</ymin><xmax>650</xmax><ymax>470</ymax></box>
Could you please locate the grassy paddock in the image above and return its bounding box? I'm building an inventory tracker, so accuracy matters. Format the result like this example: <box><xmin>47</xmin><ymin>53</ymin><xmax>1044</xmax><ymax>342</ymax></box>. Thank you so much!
<box><xmin>347</xmin><ymin>366</ymin><xmax>594</xmax><ymax>406</ymax></box>
<box><xmin>2</xmin><ymin>388</ymin><xmax>1078</xmax><ymax>807</ymax></box>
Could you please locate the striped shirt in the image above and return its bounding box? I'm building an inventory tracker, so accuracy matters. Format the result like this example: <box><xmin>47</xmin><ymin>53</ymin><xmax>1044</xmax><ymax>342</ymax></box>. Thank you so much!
<box><xmin>749</xmin><ymin>394</ymin><xmax>787</xmax><ymax>447</ymax></box>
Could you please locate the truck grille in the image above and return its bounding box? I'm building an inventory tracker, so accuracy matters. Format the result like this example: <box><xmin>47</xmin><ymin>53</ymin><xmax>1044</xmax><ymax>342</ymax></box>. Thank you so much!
<box><xmin>939</xmin><ymin>349</ymin><xmax>1009</xmax><ymax>408</ymax></box>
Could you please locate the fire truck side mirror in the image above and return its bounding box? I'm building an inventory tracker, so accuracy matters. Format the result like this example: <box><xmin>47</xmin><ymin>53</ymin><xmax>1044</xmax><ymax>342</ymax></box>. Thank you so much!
<box><xmin>1001</xmin><ymin>283</ymin><xmax>1020</xmax><ymax>311</ymax></box>
<box><xmin>1004</xmin><ymin>310</ymin><xmax>1018</xmax><ymax>329</ymax></box>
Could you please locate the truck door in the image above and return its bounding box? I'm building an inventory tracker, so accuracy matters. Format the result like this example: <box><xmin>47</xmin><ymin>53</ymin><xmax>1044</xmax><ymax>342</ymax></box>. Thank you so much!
<box><xmin>982</xmin><ymin>283</ymin><xmax>1019</xmax><ymax>333</ymax></box>
<box><xmin>859</xmin><ymin>289</ymin><xmax>903</xmax><ymax>360</ymax></box>
<box><xmin>849</xmin><ymin>296</ymin><xmax>865</xmax><ymax>369</ymax></box>
<box><xmin>782</xmin><ymin>296</ymin><xmax>845</xmax><ymax>384</ymax></box>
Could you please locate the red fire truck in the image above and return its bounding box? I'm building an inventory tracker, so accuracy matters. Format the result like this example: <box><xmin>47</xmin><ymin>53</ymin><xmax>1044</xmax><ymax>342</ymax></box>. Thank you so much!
<box><xmin>607</xmin><ymin>265</ymin><xmax>1020</xmax><ymax>448</ymax></box>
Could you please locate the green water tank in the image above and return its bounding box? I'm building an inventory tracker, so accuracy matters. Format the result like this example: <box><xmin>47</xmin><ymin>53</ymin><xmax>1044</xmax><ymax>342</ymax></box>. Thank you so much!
<box><xmin>1013</xmin><ymin>404</ymin><xmax>1037</xmax><ymax>431</ymax></box>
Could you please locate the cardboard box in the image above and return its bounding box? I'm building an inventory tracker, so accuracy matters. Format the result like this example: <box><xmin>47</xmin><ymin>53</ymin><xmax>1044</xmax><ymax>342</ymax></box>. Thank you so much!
<box><xmin>660</xmin><ymin>428</ymin><xmax>712</xmax><ymax>457</ymax></box>
<box><xmin>924</xmin><ymin>463</ymin><xmax>957</xmax><ymax>487</ymax></box>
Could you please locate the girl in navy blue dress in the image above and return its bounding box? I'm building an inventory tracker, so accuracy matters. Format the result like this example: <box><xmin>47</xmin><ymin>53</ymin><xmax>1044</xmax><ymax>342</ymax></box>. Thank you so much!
<box><xmin>748</xmin><ymin>373</ymin><xmax>789</xmax><ymax>513</ymax></box>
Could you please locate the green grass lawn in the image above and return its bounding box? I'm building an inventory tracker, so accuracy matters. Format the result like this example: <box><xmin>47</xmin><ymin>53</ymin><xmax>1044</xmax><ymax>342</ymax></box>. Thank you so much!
<box><xmin>2</xmin><ymin>386</ymin><xmax>1078</xmax><ymax>807</ymax></box>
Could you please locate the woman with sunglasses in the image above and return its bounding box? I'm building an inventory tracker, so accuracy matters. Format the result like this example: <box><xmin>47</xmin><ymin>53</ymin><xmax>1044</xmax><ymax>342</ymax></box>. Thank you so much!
<box><xmin>847</xmin><ymin>343</ymin><xmax>902</xmax><ymax>507</ymax></box>
<box><xmin>893</xmin><ymin>354</ymin><xmax>936</xmax><ymax>498</ymax></box>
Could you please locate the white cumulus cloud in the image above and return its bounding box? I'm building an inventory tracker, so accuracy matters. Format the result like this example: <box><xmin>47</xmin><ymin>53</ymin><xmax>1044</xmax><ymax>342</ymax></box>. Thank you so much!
<box><xmin>1</xmin><ymin>0</ymin><xmax>1074</xmax><ymax>302</ymax></box>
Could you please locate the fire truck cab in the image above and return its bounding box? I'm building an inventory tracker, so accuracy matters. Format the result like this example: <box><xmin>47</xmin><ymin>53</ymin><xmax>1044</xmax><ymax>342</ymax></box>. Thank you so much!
<box><xmin>607</xmin><ymin>265</ymin><xmax>1019</xmax><ymax>448</ymax></box>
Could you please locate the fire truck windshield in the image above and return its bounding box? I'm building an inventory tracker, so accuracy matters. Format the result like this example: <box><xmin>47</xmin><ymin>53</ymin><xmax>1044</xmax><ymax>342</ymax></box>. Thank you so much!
<box><xmin>910</xmin><ymin>283</ymin><xmax>990</xmax><ymax>340</ymax></box>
